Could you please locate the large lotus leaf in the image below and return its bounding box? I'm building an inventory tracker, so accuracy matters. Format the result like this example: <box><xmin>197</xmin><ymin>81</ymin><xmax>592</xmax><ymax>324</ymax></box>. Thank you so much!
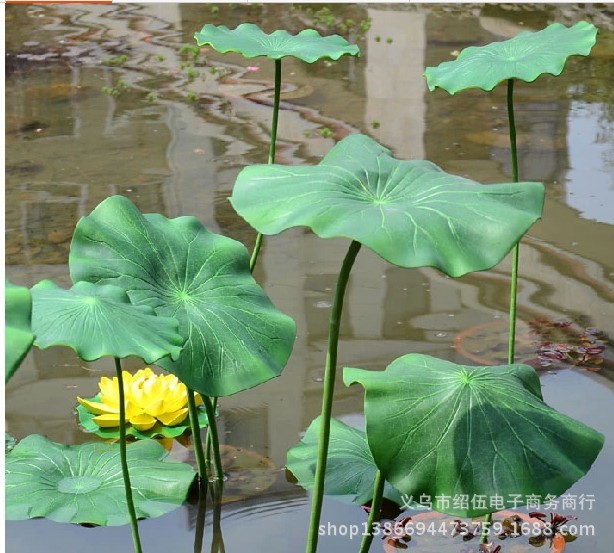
<box><xmin>5</xmin><ymin>279</ymin><xmax>35</xmax><ymax>382</ymax></box>
<box><xmin>425</xmin><ymin>22</ymin><xmax>598</xmax><ymax>94</ymax></box>
<box><xmin>194</xmin><ymin>23</ymin><xmax>360</xmax><ymax>62</ymax></box>
<box><xmin>287</xmin><ymin>416</ymin><xmax>403</xmax><ymax>506</ymax></box>
<box><xmin>69</xmin><ymin>195</ymin><xmax>296</xmax><ymax>397</ymax></box>
<box><xmin>5</xmin><ymin>434</ymin><xmax>195</xmax><ymax>525</ymax></box>
<box><xmin>344</xmin><ymin>354</ymin><xmax>604</xmax><ymax>517</ymax></box>
<box><xmin>31</xmin><ymin>280</ymin><xmax>183</xmax><ymax>364</ymax></box>
<box><xmin>77</xmin><ymin>394</ymin><xmax>209</xmax><ymax>440</ymax></box>
<box><xmin>231</xmin><ymin>134</ymin><xmax>545</xmax><ymax>277</ymax></box>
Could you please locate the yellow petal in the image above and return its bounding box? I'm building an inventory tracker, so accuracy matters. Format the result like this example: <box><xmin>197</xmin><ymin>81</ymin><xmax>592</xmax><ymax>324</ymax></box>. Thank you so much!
<box><xmin>77</xmin><ymin>397</ymin><xmax>119</xmax><ymax>416</ymax></box>
<box><xmin>92</xmin><ymin>414</ymin><xmax>121</xmax><ymax>428</ymax></box>
<box><xmin>163</xmin><ymin>397</ymin><xmax>187</xmax><ymax>414</ymax></box>
<box><xmin>143</xmin><ymin>399</ymin><xmax>165</xmax><ymax>417</ymax></box>
<box><xmin>99</xmin><ymin>376</ymin><xmax>118</xmax><ymax>399</ymax></box>
<box><xmin>158</xmin><ymin>437</ymin><xmax>174</xmax><ymax>452</ymax></box>
<box><xmin>129</xmin><ymin>413</ymin><xmax>157</xmax><ymax>431</ymax></box>
<box><xmin>157</xmin><ymin>408</ymin><xmax>188</xmax><ymax>427</ymax></box>
<box><xmin>193</xmin><ymin>393</ymin><xmax>203</xmax><ymax>407</ymax></box>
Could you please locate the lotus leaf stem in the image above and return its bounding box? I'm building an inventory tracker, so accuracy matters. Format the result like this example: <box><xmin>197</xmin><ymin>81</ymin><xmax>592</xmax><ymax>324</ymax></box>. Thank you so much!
<box><xmin>249</xmin><ymin>58</ymin><xmax>282</xmax><ymax>273</ymax></box>
<box><xmin>359</xmin><ymin>470</ymin><xmax>385</xmax><ymax>553</ymax></box>
<box><xmin>205</xmin><ymin>397</ymin><xmax>218</xmax><ymax>471</ymax></box>
<box><xmin>306</xmin><ymin>239</ymin><xmax>362</xmax><ymax>553</ymax></box>
<box><xmin>507</xmin><ymin>77</ymin><xmax>520</xmax><ymax>366</ymax></box>
<box><xmin>193</xmin><ymin>482</ymin><xmax>208</xmax><ymax>553</ymax></box>
<box><xmin>188</xmin><ymin>388</ymin><xmax>208</xmax><ymax>485</ymax></box>
<box><xmin>114</xmin><ymin>357</ymin><xmax>143</xmax><ymax>553</ymax></box>
<box><xmin>203</xmin><ymin>396</ymin><xmax>224</xmax><ymax>484</ymax></box>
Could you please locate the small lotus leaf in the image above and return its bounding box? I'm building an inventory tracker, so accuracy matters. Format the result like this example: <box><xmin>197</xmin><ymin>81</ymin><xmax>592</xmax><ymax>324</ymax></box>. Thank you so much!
<box><xmin>5</xmin><ymin>434</ymin><xmax>196</xmax><ymax>525</ymax></box>
<box><xmin>425</xmin><ymin>22</ymin><xmax>598</xmax><ymax>94</ymax></box>
<box><xmin>5</xmin><ymin>279</ymin><xmax>35</xmax><ymax>382</ymax></box>
<box><xmin>31</xmin><ymin>280</ymin><xmax>184</xmax><ymax>364</ymax></box>
<box><xmin>69</xmin><ymin>195</ymin><xmax>296</xmax><ymax>397</ymax></box>
<box><xmin>194</xmin><ymin>23</ymin><xmax>360</xmax><ymax>62</ymax></box>
<box><xmin>344</xmin><ymin>355</ymin><xmax>604</xmax><ymax>517</ymax></box>
<box><xmin>287</xmin><ymin>416</ymin><xmax>404</xmax><ymax>506</ymax></box>
<box><xmin>77</xmin><ymin>394</ymin><xmax>209</xmax><ymax>440</ymax></box>
<box><xmin>231</xmin><ymin>134</ymin><xmax>545</xmax><ymax>277</ymax></box>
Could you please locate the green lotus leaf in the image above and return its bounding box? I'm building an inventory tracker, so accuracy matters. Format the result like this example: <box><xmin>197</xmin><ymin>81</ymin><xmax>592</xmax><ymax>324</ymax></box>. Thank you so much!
<box><xmin>77</xmin><ymin>394</ymin><xmax>209</xmax><ymax>440</ymax></box>
<box><xmin>69</xmin><ymin>195</ymin><xmax>296</xmax><ymax>397</ymax></box>
<box><xmin>344</xmin><ymin>355</ymin><xmax>604</xmax><ymax>517</ymax></box>
<box><xmin>287</xmin><ymin>416</ymin><xmax>404</xmax><ymax>506</ymax></box>
<box><xmin>425</xmin><ymin>22</ymin><xmax>598</xmax><ymax>94</ymax></box>
<box><xmin>31</xmin><ymin>280</ymin><xmax>183</xmax><ymax>364</ymax></box>
<box><xmin>5</xmin><ymin>279</ymin><xmax>35</xmax><ymax>382</ymax></box>
<box><xmin>194</xmin><ymin>23</ymin><xmax>360</xmax><ymax>62</ymax></box>
<box><xmin>231</xmin><ymin>134</ymin><xmax>545</xmax><ymax>277</ymax></box>
<box><xmin>5</xmin><ymin>434</ymin><xmax>196</xmax><ymax>525</ymax></box>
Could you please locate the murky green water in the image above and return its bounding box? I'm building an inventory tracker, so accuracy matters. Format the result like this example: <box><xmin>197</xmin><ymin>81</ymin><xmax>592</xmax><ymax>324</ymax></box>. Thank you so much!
<box><xmin>5</xmin><ymin>3</ymin><xmax>614</xmax><ymax>552</ymax></box>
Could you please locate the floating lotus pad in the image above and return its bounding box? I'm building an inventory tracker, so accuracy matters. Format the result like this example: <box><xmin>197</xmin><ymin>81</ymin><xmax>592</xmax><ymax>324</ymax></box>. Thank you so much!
<box><xmin>194</xmin><ymin>23</ymin><xmax>360</xmax><ymax>62</ymax></box>
<box><xmin>231</xmin><ymin>134</ymin><xmax>545</xmax><ymax>277</ymax></box>
<box><xmin>31</xmin><ymin>280</ymin><xmax>183</xmax><ymax>364</ymax></box>
<box><xmin>425</xmin><ymin>22</ymin><xmax>598</xmax><ymax>94</ymax></box>
<box><xmin>287</xmin><ymin>416</ymin><xmax>404</xmax><ymax>506</ymax></box>
<box><xmin>5</xmin><ymin>279</ymin><xmax>35</xmax><ymax>382</ymax></box>
<box><xmin>344</xmin><ymin>354</ymin><xmax>604</xmax><ymax>517</ymax></box>
<box><xmin>5</xmin><ymin>435</ymin><xmax>196</xmax><ymax>525</ymax></box>
<box><xmin>69</xmin><ymin>195</ymin><xmax>296</xmax><ymax>398</ymax></box>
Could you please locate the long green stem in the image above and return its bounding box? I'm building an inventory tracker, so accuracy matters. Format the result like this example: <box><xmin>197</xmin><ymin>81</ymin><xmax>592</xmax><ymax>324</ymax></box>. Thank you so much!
<box><xmin>358</xmin><ymin>470</ymin><xmax>385</xmax><ymax>553</ymax></box>
<box><xmin>210</xmin><ymin>483</ymin><xmax>226</xmax><ymax>553</ymax></box>
<box><xmin>306</xmin><ymin>240</ymin><xmax>362</xmax><ymax>553</ymax></box>
<box><xmin>480</xmin><ymin>512</ymin><xmax>493</xmax><ymax>545</ymax></box>
<box><xmin>249</xmin><ymin>58</ymin><xmax>282</xmax><ymax>273</ymax></box>
<box><xmin>203</xmin><ymin>396</ymin><xmax>224</xmax><ymax>484</ymax></box>
<box><xmin>188</xmin><ymin>388</ymin><xmax>208</xmax><ymax>485</ymax></box>
<box><xmin>204</xmin><ymin>397</ymin><xmax>218</xmax><ymax>473</ymax></box>
<box><xmin>507</xmin><ymin>78</ymin><xmax>520</xmax><ymax>366</ymax></box>
<box><xmin>114</xmin><ymin>358</ymin><xmax>143</xmax><ymax>553</ymax></box>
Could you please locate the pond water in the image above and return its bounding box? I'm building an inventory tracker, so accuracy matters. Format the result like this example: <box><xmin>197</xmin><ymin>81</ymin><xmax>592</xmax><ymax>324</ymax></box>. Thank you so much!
<box><xmin>5</xmin><ymin>3</ymin><xmax>614</xmax><ymax>553</ymax></box>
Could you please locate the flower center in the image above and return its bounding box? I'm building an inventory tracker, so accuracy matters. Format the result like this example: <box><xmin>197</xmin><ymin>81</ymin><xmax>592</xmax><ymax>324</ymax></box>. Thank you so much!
<box><xmin>57</xmin><ymin>475</ymin><xmax>103</xmax><ymax>494</ymax></box>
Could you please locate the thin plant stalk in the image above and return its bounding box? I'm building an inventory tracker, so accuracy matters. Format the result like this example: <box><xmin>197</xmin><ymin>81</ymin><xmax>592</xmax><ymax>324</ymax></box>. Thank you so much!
<box><xmin>249</xmin><ymin>58</ymin><xmax>282</xmax><ymax>272</ymax></box>
<box><xmin>506</xmin><ymin>77</ymin><xmax>520</xmax><ymax>366</ymax></box>
<box><xmin>210</xmin><ymin>483</ymin><xmax>226</xmax><ymax>553</ymax></box>
<box><xmin>358</xmin><ymin>470</ymin><xmax>385</xmax><ymax>553</ymax></box>
<box><xmin>188</xmin><ymin>388</ymin><xmax>208</xmax><ymax>485</ymax></box>
<box><xmin>204</xmin><ymin>397</ymin><xmax>218</xmax><ymax>471</ymax></box>
<box><xmin>114</xmin><ymin>357</ymin><xmax>143</xmax><ymax>553</ymax></box>
<box><xmin>483</xmin><ymin>77</ymin><xmax>520</xmax><ymax>548</ymax></box>
<box><xmin>203</xmin><ymin>396</ymin><xmax>224</xmax><ymax>483</ymax></box>
<box><xmin>306</xmin><ymin>239</ymin><xmax>362</xmax><ymax>553</ymax></box>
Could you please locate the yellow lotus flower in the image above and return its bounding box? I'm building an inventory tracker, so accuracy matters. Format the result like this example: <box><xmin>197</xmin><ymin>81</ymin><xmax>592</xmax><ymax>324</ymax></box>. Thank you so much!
<box><xmin>78</xmin><ymin>368</ymin><xmax>202</xmax><ymax>431</ymax></box>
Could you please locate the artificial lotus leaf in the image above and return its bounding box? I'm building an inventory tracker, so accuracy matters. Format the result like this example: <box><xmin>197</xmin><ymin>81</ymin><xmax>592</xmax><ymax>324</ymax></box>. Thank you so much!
<box><xmin>194</xmin><ymin>23</ymin><xmax>360</xmax><ymax>62</ymax></box>
<box><xmin>77</xmin><ymin>394</ymin><xmax>209</xmax><ymax>440</ymax></box>
<box><xmin>5</xmin><ymin>434</ymin><xmax>195</xmax><ymax>525</ymax></box>
<box><xmin>287</xmin><ymin>416</ymin><xmax>403</xmax><ymax>506</ymax></box>
<box><xmin>231</xmin><ymin>134</ymin><xmax>545</xmax><ymax>277</ymax></box>
<box><xmin>425</xmin><ymin>22</ymin><xmax>598</xmax><ymax>94</ymax></box>
<box><xmin>31</xmin><ymin>280</ymin><xmax>183</xmax><ymax>364</ymax></box>
<box><xmin>344</xmin><ymin>355</ymin><xmax>604</xmax><ymax>517</ymax></box>
<box><xmin>69</xmin><ymin>195</ymin><xmax>296</xmax><ymax>397</ymax></box>
<box><xmin>5</xmin><ymin>279</ymin><xmax>35</xmax><ymax>382</ymax></box>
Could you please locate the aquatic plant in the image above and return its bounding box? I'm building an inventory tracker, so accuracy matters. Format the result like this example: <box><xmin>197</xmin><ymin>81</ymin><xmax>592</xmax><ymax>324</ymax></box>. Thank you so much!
<box><xmin>5</xmin><ymin>279</ymin><xmax>34</xmax><ymax>382</ymax></box>
<box><xmin>77</xmin><ymin>367</ymin><xmax>207</xmax><ymax>438</ymax></box>
<box><xmin>425</xmin><ymin>22</ymin><xmax>598</xmax><ymax>366</ymax></box>
<box><xmin>231</xmin><ymin>132</ymin><xmax>545</xmax><ymax>552</ymax></box>
<box><xmin>194</xmin><ymin>23</ymin><xmax>359</xmax><ymax>270</ymax></box>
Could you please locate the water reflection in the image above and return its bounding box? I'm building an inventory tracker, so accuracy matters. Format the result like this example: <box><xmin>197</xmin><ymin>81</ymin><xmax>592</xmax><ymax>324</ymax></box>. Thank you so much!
<box><xmin>5</xmin><ymin>4</ymin><xmax>614</xmax><ymax>553</ymax></box>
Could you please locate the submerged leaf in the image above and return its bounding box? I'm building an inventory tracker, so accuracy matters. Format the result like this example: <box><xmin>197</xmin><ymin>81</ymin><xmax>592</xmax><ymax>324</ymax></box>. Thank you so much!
<box><xmin>5</xmin><ymin>435</ymin><xmax>196</xmax><ymax>525</ymax></box>
<box><xmin>31</xmin><ymin>280</ymin><xmax>184</xmax><ymax>363</ymax></box>
<box><xmin>231</xmin><ymin>134</ymin><xmax>545</xmax><ymax>277</ymax></box>
<box><xmin>425</xmin><ymin>22</ymin><xmax>598</xmax><ymax>94</ymax></box>
<box><xmin>5</xmin><ymin>279</ymin><xmax>35</xmax><ymax>382</ymax></box>
<box><xmin>69</xmin><ymin>195</ymin><xmax>296</xmax><ymax>397</ymax></box>
<box><xmin>194</xmin><ymin>23</ymin><xmax>360</xmax><ymax>62</ymax></box>
<box><xmin>344</xmin><ymin>354</ymin><xmax>604</xmax><ymax>517</ymax></box>
<box><xmin>287</xmin><ymin>416</ymin><xmax>403</xmax><ymax>506</ymax></box>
